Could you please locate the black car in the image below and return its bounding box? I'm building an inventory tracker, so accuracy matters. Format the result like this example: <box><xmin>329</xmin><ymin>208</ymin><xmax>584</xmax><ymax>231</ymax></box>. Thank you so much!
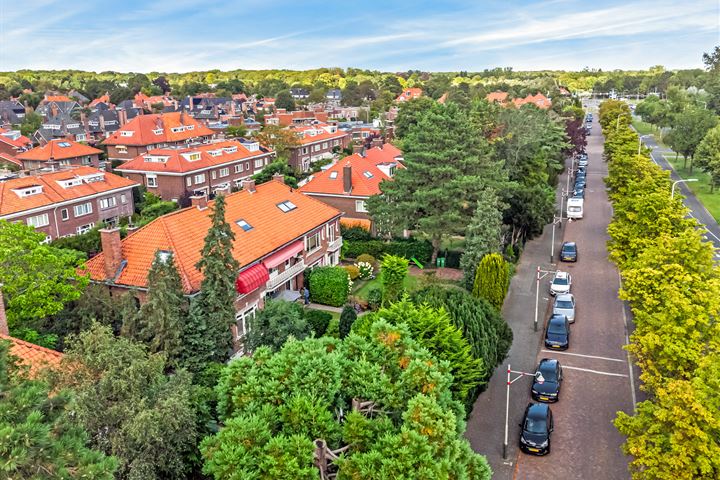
<box><xmin>519</xmin><ymin>403</ymin><xmax>554</xmax><ymax>455</ymax></box>
<box><xmin>531</xmin><ymin>359</ymin><xmax>563</xmax><ymax>403</ymax></box>
<box><xmin>574</xmin><ymin>178</ymin><xmax>586</xmax><ymax>189</ymax></box>
<box><xmin>560</xmin><ymin>241</ymin><xmax>577</xmax><ymax>262</ymax></box>
<box><xmin>545</xmin><ymin>314</ymin><xmax>570</xmax><ymax>350</ymax></box>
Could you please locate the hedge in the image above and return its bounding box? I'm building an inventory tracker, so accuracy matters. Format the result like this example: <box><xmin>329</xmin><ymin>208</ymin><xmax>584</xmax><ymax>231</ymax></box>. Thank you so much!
<box><xmin>344</xmin><ymin>239</ymin><xmax>433</xmax><ymax>264</ymax></box>
<box><xmin>304</xmin><ymin>309</ymin><xmax>332</xmax><ymax>337</ymax></box>
<box><xmin>308</xmin><ymin>266</ymin><xmax>350</xmax><ymax>307</ymax></box>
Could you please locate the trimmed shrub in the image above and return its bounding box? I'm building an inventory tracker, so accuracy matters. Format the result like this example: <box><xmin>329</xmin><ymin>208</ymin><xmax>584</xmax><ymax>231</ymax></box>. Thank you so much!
<box><xmin>344</xmin><ymin>239</ymin><xmax>433</xmax><ymax>263</ymax></box>
<box><xmin>367</xmin><ymin>287</ymin><xmax>383</xmax><ymax>311</ymax></box>
<box><xmin>356</xmin><ymin>253</ymin><xmax>377</xmax><ymax>267</ymax></box>
<box><xmin>340</xmin><ymin>225</ymin><xmax>372</xmax><ymax>241</ymax></box>
<box><xmin>308</xmin><ymin>266</ymin><xmax>350</xmax><ymax>307</ymax></box>
<box><xmin>338</xmin><ymin>306</ymin><xmax>357</xmax><ymax>339</ymax></box>
<box><xmin>343</xmin><ymin>265</ymin><xmax>360</xmax><ymax>280</ymax></box>
<box><xmin>304</xmin><ymin>309</ymin><xmax>332</xmax><ymax>337</ymax></box>
<box><xmin>381</xmin><ymin>255</ymin><xmax>409</xmax><ymax>304</ymax></box>
<box><xmin>324</xmin><ymin>318</ymin><xmax>340</xmax><ymax>338</ymax></box>
<box><xmin>472</xmin><ymin>253</ymin><xmax>510</xmax><ymax>311</ymax></box>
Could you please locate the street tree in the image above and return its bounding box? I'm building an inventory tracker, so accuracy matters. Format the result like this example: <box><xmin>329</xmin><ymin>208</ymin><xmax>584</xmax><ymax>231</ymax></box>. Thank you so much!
<box><xmin>666</xmin><ymin>107</ymin><xmax>718</xmax><ymax>170</ymax></box>
<box><xmin>694</xmin><ymin>125</ymin><xmax>720</xmax><ymax>191</ymax></box>
<box><xmin>225</xmin><ymin>124</ymin><xmax>247</xmax><ymax>139</ymax></box>
<box><xmin>274</xmin><ymin>89</ymin><xmax>296</xmax><ymax>110</ymax></box>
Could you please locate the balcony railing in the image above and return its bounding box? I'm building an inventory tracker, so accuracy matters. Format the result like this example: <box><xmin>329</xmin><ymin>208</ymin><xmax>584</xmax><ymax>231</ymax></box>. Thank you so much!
<box><xmin>327</xmin><ymin>236</ymin><xmax>343</xmax><ymax>252</ymax></box>
<box><xmin>266</xmin><ymin>259</ymin><xmax>306</xmax><ymax>291</ymax></box>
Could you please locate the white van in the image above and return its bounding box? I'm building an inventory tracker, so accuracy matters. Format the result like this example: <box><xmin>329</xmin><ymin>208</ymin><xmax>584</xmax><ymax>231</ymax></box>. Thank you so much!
<box><xmin>566</xmin><ymin>198</ymin><xmax>584</xmax><ymax>219</ymax></box>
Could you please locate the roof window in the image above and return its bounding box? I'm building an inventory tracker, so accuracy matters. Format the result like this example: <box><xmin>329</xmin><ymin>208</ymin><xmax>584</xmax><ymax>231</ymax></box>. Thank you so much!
<box><xmin>363</xmin><ymin>171</ymin><xmax>374</xmax><ymax>178</ymax></box>
<box><xmin>235</xmin><ymin>219</ymin><xmax>253</xmax><ymax>231</ymax></box>
<box><xmin>277</xmin><ymin>200</ymin><xmax>297</xmax><ymax>213</ymax></box>
<box><xmin>57</xmin><ymin>141</ymin><xmax>71</xmax><ymax>147</ymax></box>
<box><xmin>329</xmin><ymin>171</ymin><xmax>338</xmax><ymax>179</ymax></box>
<box><xmin>12</xmin><ymin>185</ymin><xmax>43</xmax><ymax>197</ymax></box>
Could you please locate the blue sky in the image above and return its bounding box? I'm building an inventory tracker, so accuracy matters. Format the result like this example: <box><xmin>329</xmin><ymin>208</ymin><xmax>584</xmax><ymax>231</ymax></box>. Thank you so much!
<box><xmin>0</xmin><ymin>0</ymin><xmax>717</xmax><ymax>72</ymax></box>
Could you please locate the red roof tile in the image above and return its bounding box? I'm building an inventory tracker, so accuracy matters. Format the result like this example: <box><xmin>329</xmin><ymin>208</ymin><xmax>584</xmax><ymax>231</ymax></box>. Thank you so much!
<box><xmin>396</xmin><ymin>88</ymin><xmax>423</xmax><ymax>102</ymax></box>
<box><xmin>299</xmin><ymin>144</ymin><xmax>403</xmax><ymax>197</ymax></box>
<box><xmin>44</xmin><ymin>95</ymin><xmax>73</xmax><ymax>103</ymax></box>
<box><xmin>85</xmin><ymin>180</ymin><xmax>341</xmax><ymax>293</ymax></box>
<box><xmin>0</xmin><ymin>166</ymin><xmax>138</xmax><ymax>217</ymax></box>
<box><xmin>0</xmin><ymin>128</ymin><xmax>32</xmax><ymax>149</ymax></box>
<box><xmin>1</xmin><ymin>334</ymin><xmax>63</xmax><ymax>376</ymax></box>
<box><xmin>486</xmin><ymin>91</ymin><xmax>509</xmax><ymax>103</ymax></box>
<box><xmin>116</xmin><ymin>140</ymin><xmax>273</xmax><ymax>174</ymax></box>
<box><xmin>16</xmin><ymin>139</ymin><xmax>102</xmax><ymax>162</ymax></box>
<box><xmin>102</xmin><ymin>112</ymin><xmax>214</xmax><ymax>147</ymax></box>
<box><xmin>291</xmin><ymin>123</ymin><xmax>350</xmax><ymax>146</ymax></box>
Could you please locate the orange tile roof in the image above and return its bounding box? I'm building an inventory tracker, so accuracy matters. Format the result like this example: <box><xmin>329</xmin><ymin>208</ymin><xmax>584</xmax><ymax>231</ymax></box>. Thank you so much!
<box><xmin>0</xmin><ymin>128</ymin><xmax>32</xmax><ymax>149</ymax></box>
<box><xmin>16</xmin><ymin>139</ymin><xmax>102</xmax><ymax>162</ymax></box>
<box><xmin>85</xmin><ymin>180</ymin><xmax>341</xmax><ymax>293</ymax></box>
<box><xmin>89</xmin><ymin>93</ymin><xmax>111</xmax><ymax>107</ymax></box>
<box><xmin>291</xmin><ymin>123</ymin><xmax>350</xmax><ymax>146</ymax></box>
<box><xmin>299</xmin><ymin>144</ymin><xmax>403</xmax><ymax>197</ymax></box>
<box><xmin>116</xmin><ymin>140</ymin><xmax>272</xmax><ymax>174</ymax></box>
<box><xmin>1</xmin><ymin>334</ymin><xmax>63</xmax><ymax>376</ymax></box>
<box><xmin>486</xmin><ymin>91</ymin><xmax>509</xmax><ymax>103</ymax></box>
<box><xmin>396</xmin><ymin>88</ymin><xmax>423</xmax><ymax>102</ymax></box>
<box><xmin>102</xmin><ymin>112</ymin><xmax>214</xmax><ymax>146</ymax></box>
<box><xmin>0</xmin><ymin>152</ymin><xmax>22</xmax><ymax>167</ymax></box>
<box><xmin>513</xmin><ymin>93</ymin><xmax>552</xmax><ymax>109</ymax></box>
<box><xmin>0</xmin><ymin>166</ymin><xmax>138</xmax><ymax>217</ymax></box>
<box><xmin>44</xmin><ymin>95</ymin><xmax>73</xmax><ymax>103</ymax></box>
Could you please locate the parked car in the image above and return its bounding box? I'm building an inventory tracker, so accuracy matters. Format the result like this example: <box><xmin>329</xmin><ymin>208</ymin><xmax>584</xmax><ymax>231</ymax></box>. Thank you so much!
<box><xmin>560</xmin><ymin>242</ymin><xmax>578</xmax><ymax>262</ymax></box>
<box><xmin>576</xmin><ymin>165</ymin><xmax>587</xmax><ymax>174</ymax></box>
<box><xmin>578</xmin><ymin>158</ymin><xmax>589</xmax><ymax>167</ymax></box>
<box><xmin>531</xmin><ymin>358</ymin><xmax>564</xmax><ymax>402</ymax></box>
<box><xmin>519</xmin><ymin>403</ymin><xmax>554</xmax><ymax>455</ymax></box>
<box><xmin>553</xmin><ymin>293</ymin><xmax>576</xmax><ymax>323</ymax></box>
<box><xmin>550</xmin><ymin>271</ymin><xmax>572</xmax><ymax>295</ymax></box>
<box><xmin>573</xmin><ymin>187</ymin><xmax>585</xmax><ymax>199</ymax></box>
<box><xmin>544</xmin><ymin>313</ymin><xmax>570</xmax><ymax>350</ymax></box>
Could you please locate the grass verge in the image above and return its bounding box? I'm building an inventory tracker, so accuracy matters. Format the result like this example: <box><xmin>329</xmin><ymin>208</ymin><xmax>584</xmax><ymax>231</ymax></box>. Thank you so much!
<box><xmin>664</xmin><ymin>154</ymin><xmax>720</xmax><ymax>223</ymax></box>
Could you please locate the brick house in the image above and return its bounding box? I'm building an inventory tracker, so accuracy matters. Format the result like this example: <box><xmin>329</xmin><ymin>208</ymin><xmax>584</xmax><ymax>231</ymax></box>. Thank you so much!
<box><xmin>84</xmin><ymin>178</ymin><xmax>343</xmax><ymax>348</ymax></box>
<box><xmin>0</xmin><ymin>166</ymin><xmax>138</xmax><ymax>241</ymax></box>
<box><xmin>264</xmin><ymin>109</ymin><xmax>329</xmax><ymax>127</ymax></box>
<box><xmin>0</xmin><ymin>128</ymin><xmax>32</xmax><ymax>169</ymax></box>
<box><xmin>396</xmin><ymin>88</ymin><xmax>423</xmax><ymax>102</ymax></box>
<box><xmin>102</xmin><ymin>111</ymin><xmax>215</xmax><ymax>162</ymax></box>
<box><xmin>299</xmin><ymin>142</ymin><xmax>402</xmax><ymax>228</ymax></box>
<box><xmin>115</xmin><ymin>140</ymin><xmax>275</xmax><ymax>201</ymax></box>
<box><xmin>288</xmin><ymin>123</ymin><xmax>351</xmax><ymax>172</ymax></box>
<box><xmin>16</xmin><ymin>139</ymin><xmax>102</xmax><ymax>170</ymax></box>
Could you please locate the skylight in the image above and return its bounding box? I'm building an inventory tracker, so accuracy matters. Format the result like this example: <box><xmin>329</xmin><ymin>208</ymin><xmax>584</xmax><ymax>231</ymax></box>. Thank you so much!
<box><xmin>277</xmin><ymin>200</ymin><xmax>297</xmax><ymax>213</ymax></box>
<box><xmin>363</xmin><ymin>171</ymin><xmax>374</xmax><ymax>178</ymax></box>
<box><xmin>235</xmin><ymin>219</ymin><xmax>253</xmax><ymax>231</ymax></box>
<box><xmin>329</xmin><ymin>171</ymin><xmax>338</xmax><ymax>179</ymax></box>
<box><xmin>57</xmin><ymin>142</ymin><xmax>71</xmax><ymax>147</ymax></box>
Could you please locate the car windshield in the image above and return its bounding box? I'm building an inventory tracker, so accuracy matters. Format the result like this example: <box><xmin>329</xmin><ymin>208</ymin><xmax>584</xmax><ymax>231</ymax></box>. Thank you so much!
<box><xmin>525</xmin><ymin>416</ymin><xmax>547</xmax><ymax>434</ymax></box>
<box><xmin>555</xmin><ymin>300</ymin><xmax>573</xmax><ymax>309</ymax></box>
<box><xmin>553</xmin><ymin>277</ymin><xmax>568</xmax><ymax>286</ymax></box>
<box><xmin>548</xmin><ymin>321</ymin><xmax>566</xmax><ymax>335</ymax></box>
<box><xmin>562</xmin><ymin>245</ymin><xmax>575</xmax><ymax>253</ymax></box>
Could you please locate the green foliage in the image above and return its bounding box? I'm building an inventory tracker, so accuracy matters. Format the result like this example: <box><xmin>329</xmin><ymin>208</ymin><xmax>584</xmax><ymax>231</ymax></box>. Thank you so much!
<box><xmin>304</xmin><ymin>309</ymin><xmax>332</xmax><ymax>337</ymax></box>
<box><xmin>355</xmin><ymin>261</ymin><xmax>374</xmax><ymax>279</ymax></box>
<box><xmin>343</xmin><ymin>238</ymin><xmax>433</xmax><ymax>263</ymax></box>
<box><xmin>338</xmin><ymin>305</ymin><xmax>357</xmax><ymax>339</ymax></box>
<box><xmin>380</xmin><ymin>255</ymin><xmax>409</xmax><ymax>304</ymax></box>
<box><xmin>19</xmin><ymin>111</ymin><xmax>42</xmax><ymax>138</ymax></box>
<box><xmin>244</xmin><ymin>300</ymin><xmax>312</xmax><ymax>352</ymax></box>
<box><xmin>460</xmin><ymin>188</ymin><xmax>505</xmax><ymax>284</ymax></box>
<box><xmin>472</xmin><ymin>253</ymin><xmax>510</xmax><ymax>310</ymax></box>
<box><xmin>274</xmin><ymin>89</ymin><xmax>296</xmax><ymax>110</ymax></box>
<box><xmin>343</xmin><ymin>264</ymin><xmax>360</xmax><ymax>280</ymax></box>
<box><xmin>695</xmin><ymin>125</ymin><xmax>720</xmax><ymax>191</ymax></box>
<box><xmin>225</xmin><ymin>124</ymin><xmax>247</xmax><ymax>138</ymax></box>
<box><xmin>55</xmin><ymin>324</ymin><xmax>198</xmax><ymax>480</ymax></box>
<box><xmin>252</xmin><ymin>160</ymin><xmax>299</xmax><ymax>188</ymax></box>
<box><xmin>203</xmin><ymin>321</ymin><xmax>491</xmax><ymax>479</ymax></box>
<box><xmin>356</xmin><ymin>253</ymin><xmax>377</xmax><ymax>266</ymax></box>
<box><xmin>366</xmin><ymin>286</ymin><xmax>383</xmax><ymax>311</ymax></box>
<box><xmin>0</xmin><ymin>340</ymin><xmax>118</xmax><ymax>479</ymax></box>
<box><xmin>665</xmin><ymin>107</ymin><xmax>717</xmax><ymax>168</ymax></box>
<box><xmin>308</xmin><ymin>266</ymin><xmax>350</xmax><ymax>307</ymax></box>
<box><xmin>0</xmin><ymin>220</ymin><xmax>88</xmax><ymax>347</ymax></box>
<box><xmin>255</xmin><ymin>124</ymin><xmax>300</xmax><ymax>161</ymax></box>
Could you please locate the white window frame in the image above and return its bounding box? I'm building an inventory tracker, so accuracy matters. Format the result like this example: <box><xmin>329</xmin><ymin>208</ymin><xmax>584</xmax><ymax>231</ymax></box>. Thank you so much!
<box><xmin>120</xmin><ymin>193</ymin><xmax>127</xmax><ymax>204</ymax></box>
<box><xmin>355</xmin><ymin>200</ymin><xmax>368</xmax><ymax>213</ymax></box>
<box><xmin>195</xmin><ymin>173</ymin><xmax>206</xmax><ymax>184</ymax></box>
<box><xmin>60</xmin><ymin>208</ymin><xmax>69</xmax><ymax>221</ymax></box>
<box><xmin>254</xmin><ymin>158</ymin><xmax>264</xmax><ymax>169</ymax></box>
<box><xmin>234</xmin><ymin>163</ymin><xmax>244</xmax><ymax>174</ymax></box>
<box><xmin>27</xmin><ymin>213</ymin><xmax>50</xmax><ymax>228</ymax></box>
<box><xmin>235</xmin><ymin>304</ymin><xmax>258</xmax><ymax>341</ymax></box>
<box><xmin>73</xmin><ymin>202</ymin><xmax>93</xmax><ymax>217</ymax></box>
<box><xmin>147</xmin><ymin>175</ymin><xmax>158</xmax><ymax>188</ymax></box>
<box><xmin>306</xmin><ymin>232</ymin><xmax>321</xmax><ymax>252</ymax></box>
<box><xmin>219</xmin><ymin>167</ymin><xmax>230</xmax><ymax>178</ymax></box>
<box><xmin>186</xmin><ymin>177</ymin><xmax>192</xmax><ymax>187</ymax></box>
<box><xmin>76</xmin><ymin>223</ymin><xmax>95</xmax><ymax>235</ymax></box>
<box><xmin>99</xmin><ymin>196</ymin><xmax>117</xmax><ymax>210</ymax></box>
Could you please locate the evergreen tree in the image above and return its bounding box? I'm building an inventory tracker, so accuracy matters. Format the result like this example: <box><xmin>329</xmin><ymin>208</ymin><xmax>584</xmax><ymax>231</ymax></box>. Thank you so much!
<box><xmin>338</xmin><ymin>305</ymin><xmax>357</xmax><ymax>339</ymax></box>
<box><xmin>186</xmin><ymin>195</ymin><xmax>240</xmax><ymax>366</ymax></box>
<box><xmin>460</xmin><ymin>188</ymin><xmax>505</xmax><ymax>286</ymax></box>
<box><xmin>472</xmin><ymin>253</ymin><xmax>509</xmax><ymax>311</ymax></box>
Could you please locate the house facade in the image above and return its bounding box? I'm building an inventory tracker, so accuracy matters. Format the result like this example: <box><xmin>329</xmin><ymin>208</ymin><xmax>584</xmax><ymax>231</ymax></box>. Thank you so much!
<box><xmin>0</xmin><ymin>166</ymin><xmax>137</xmax><ymax>241</ymax></box>
<box><xmin>288</xmin><ymin>123</ymin><xmax>351</xmax><ymax>172</ymax></box>
<box><xmin>102</xmin><ymin>111</ymin><xmax>215</xmax><ymax>162</ymax></box>
<box><xmin>16</xmin><ymin>139</ymin><xmax>102</xmax><ymax>170</ymax></box>
<box><xmin>115</xmin><ymin>139</ymin><xmax>275</xmax><ymax>201</ymax></box>
<box><xmin>0</xmin><ymin>128</ymin><xmax>32</xmax><ymax>169</ymax></box>
<box><xmin>84</xmin><ymin>178</ymin><xmax>342</xmax><ymax>348</ymax></box>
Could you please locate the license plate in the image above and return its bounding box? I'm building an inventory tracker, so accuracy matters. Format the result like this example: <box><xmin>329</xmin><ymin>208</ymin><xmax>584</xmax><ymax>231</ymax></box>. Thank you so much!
<box><xmin>551</xmin><ymin>345</ymin><xmax>560</xmax><ymax>348</ymax></box>
<box><xmin>540</xmin><ymin>396</ymin><xmax>549</xmax><ymax>401</ymax></box>
<box><xmin>528</xmin><ymin>448</ymin><xmax>539</xmax><ymax>452</ymax></box>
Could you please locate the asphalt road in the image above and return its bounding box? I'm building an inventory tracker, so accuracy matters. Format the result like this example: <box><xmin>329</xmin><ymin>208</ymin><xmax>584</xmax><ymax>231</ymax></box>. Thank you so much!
<box><xmin>466</xmin><ymin>114</ymin><xmax>636</xmax><ymax>479</ymax></box>
<box><xmin>641</xmin><ymin>134</ymin><xmax>720</xmax><ymax>252</ymax></box>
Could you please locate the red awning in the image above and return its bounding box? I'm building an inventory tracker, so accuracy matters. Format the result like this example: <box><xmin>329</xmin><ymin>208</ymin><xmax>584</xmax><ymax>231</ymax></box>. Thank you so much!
<box><xmin>235</xmin><ymin>263</ymin><xmax>270</xmax><ymax>294</ymax></box>
<box><xmin>262</xmin><ymin>240</ymin><xmax>304</xmax><ymax>269</ymax></box>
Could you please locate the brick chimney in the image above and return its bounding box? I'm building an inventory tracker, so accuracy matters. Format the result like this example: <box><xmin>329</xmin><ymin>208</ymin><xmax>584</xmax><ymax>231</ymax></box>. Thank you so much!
<box><xmin>242</xmin><ymin>179</ymin><xmax>256</xmax><ymax>193</ymax></box>
<box><xmin>0</xmin><ymin>284</ymin><xmax>8</xmax><ymax>336</ymax></box>
<box><xmin>99</xmin><ymin>228</ymin><xmax>123</xmax><ymax>280</ymax></box>
<box><xmin>272</xmin><ymin>172</ymin><xmax>284</xmax><ymax>183</ymax></box>
<box><xmin>352</xmin><ymin>143</ymin><xmax>364</xmax><ymax>155</ymax></box>
<box><xmin>190</xmin><ymin>194</ymin><xmax>208</xmax><ymax>210</ymax></box>
<box><xmin>371</xmin><ymin>137</ymin><xmax>383</xmax><ymax>149</ymax></box>
<box><xmin>343</xmin><ymin>163</ymin><xmax>352</xmax><ymax>194</ymax></box>
<box><xmin>118</xmin><ymin>109</ymin><xmax>128</xmax><ymax>126</ymax></box>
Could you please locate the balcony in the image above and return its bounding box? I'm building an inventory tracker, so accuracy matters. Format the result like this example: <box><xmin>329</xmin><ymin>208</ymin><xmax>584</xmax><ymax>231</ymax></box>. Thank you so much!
<box><xmin>327</xmin><ymin>236</ymin><xmax>343</xmax><ymax>252</ymax></box>
<box><xmin>266</xmin><ymin>259</ymin><xmax>306</xmax><ymax>291</ymax></box>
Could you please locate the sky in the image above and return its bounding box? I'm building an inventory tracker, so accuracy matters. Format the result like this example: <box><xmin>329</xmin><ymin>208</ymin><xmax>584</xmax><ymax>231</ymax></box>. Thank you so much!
<box><xmin>0</xmin><ymin>0</ymin><xmax>718</xmax><ymax>73</ymax></box>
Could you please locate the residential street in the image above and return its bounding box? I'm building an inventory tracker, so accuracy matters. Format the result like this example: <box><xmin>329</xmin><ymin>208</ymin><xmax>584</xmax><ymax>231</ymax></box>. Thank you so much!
<box><xmin>467</xmin><ymin>115</ymin><xmax>636</xmax><ymax>479</ymax></box>
<box><xmin>641</xmin><ymin>134</ymin><xmax>720</xmax><ymax>251</ymax></box>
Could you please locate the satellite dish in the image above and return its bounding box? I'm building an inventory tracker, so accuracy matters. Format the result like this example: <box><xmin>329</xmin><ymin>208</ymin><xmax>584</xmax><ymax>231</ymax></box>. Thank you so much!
<box><xmin>535</xmin><ymin>372</ymin><xmax>545</xmax><ymax>384</ymax></box>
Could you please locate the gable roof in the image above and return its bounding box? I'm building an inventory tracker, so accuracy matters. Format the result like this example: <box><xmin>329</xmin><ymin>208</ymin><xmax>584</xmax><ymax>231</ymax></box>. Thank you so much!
<box><xmin>16</xmin><ymin>139</ymin><xmax>102</xmax><ymax>162</ymax></box>
<box><xmin>1</xmin><ymin>334</ymin><xmax>63</xmax><ymax>376</ymax></box>
<box><xmin>513</xmin><ymin>93</ymin><xmax>552</xmax><ymax>109</ymax></box>
<box><xmin>85</xmin><ymin>180</ymin><xmax>341</xmax><ymax>293</ymax></box>
<box><xmin>299</xmin><ymin>144</ymin><xmax>403</xmax><ymax>197</ymax></box>
<box><xmin>396</xmin><ymin>88</ymin><xmax>423</xmax><ymax>102</ymax></box>
<box><xmin>0</xmin><ymin>166</ymin><xmax>138</xmax><ymax>217</ymax></box>
<box><xmin>102</xmin><ymin>112</ymin><xmax>214</xmax><ymax>146</ymax></box>
<box><xmin>116</xmin><ymin>140</ymin><xmax>272</xmax><ymax>174</ymax></box>
<box><xmin>291</xmin><ymin>123</ymin><xmax>349</xmax><ymax>146</ymax></box>
<box><xmin>0</xmin><ymin>128</ymin><xmax>32</xmax><ymax>149</ymax></box>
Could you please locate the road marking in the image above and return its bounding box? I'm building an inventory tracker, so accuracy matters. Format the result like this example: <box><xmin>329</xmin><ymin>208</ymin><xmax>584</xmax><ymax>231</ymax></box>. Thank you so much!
<box><xmin>562</xmin><ymin>365</ymin><xmax>629</xmax><ymax>378</ymax></box>
<box><xmin>540</xmin><ymin>350</ymin><xmax>625</xmax><ymax>362</ymax></box>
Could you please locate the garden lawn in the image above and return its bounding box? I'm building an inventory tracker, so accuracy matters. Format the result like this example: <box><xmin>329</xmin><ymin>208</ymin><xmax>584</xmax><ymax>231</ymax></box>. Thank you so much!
<box><xmin>665</xmin><ymin>154</ymin><xmax>720</xmax><ymax>223</ymax></box>
<box><xmin>632</xmin><ymin>119</ymin><xmax>667</xmax><ymax>148</ymax></box>
<box><xmin>352</xmin><ymin>275</ymin><xmax>418</xmax><ymax>300</ymax></box>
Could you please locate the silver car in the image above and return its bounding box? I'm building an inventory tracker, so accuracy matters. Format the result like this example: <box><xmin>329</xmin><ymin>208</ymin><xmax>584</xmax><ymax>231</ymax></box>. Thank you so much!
<box><xmin>553</xmin><ymin>293</ymin><xmax>576</xmax><ymax>323</ymax></box>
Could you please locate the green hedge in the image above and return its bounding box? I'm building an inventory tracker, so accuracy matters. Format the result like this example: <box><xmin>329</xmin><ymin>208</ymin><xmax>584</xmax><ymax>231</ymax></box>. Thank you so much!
<box><xmin>308</xmin><ymin>266</ymin><xmax>350</xmax><ymax>307</ymax></box>
<box><xmin>304</xmin><ymin>309</ymin><xmax>332</xmax><ymax>337</ymax></box>
<box><xmin>344</xmin><ymin>239</ymin><xmax>433</xmax><ymax>264</ymax></box>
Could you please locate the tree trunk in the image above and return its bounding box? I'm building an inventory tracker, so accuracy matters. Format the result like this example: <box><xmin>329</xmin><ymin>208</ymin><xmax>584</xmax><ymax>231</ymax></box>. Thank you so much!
<box><xmin>430</xmin><ymin>236</ymin><xmax>441</xmax><ymax>266</ymax></box>
<box><xmin>689</xmin><ymin>155</ymin><xmax>694</xmax><ymax>173</ymax></box>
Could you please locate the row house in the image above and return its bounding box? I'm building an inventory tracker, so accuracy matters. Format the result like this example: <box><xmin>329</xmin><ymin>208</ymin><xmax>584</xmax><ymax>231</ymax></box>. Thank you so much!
<box><xmin>84</xmin><ymin>178</ymin><xmax>343</xmax><ymax>350</ymax></box>
<box><xmin>0</xmin><ymin>166</ymin><xmax>137</xmax><ymax>241</ymax></box>
<box><xmin>115</xmin><ymin>139</ymin><xmax>275</xmax><ymax>201</ymax></box>
<box><xmin>16</xmin><ymin>139</ymin><xmax>102</xmax><ymax>171</ymax></box>
<box><xmin>264</xmin><ymin>109</ymin><xmax>329</xmax><ymax>127</ymax></box>
<box><xmin>290</xmin><ymin>88</ymin><xmax>310</xmax><ymax>99</ymax></box>
<box><xmin>299</xmin><ymin>142</ymin><xmax>403</xmax><ymax>229</ymax></box>
<box><xmin>486</xmin><ymin>91</ymin><xmax>552</xmax><ymax>109</ymax></box>
<box><xmin>35</xmin><ymin>95</ymin><xmax>80</xmax><ymax>118</ymax></box>
<box><xmin>0</xmin><ymin>128</ymin><xmax>32</xmax><ymax>169</ymax></box>
<box><xmin>34</xmin><ymin>109</ymin><xmax>123</xmax><ymax>146</ymax></box>
<box><xmin>0</xmin><ymin>100</ymin><xmax>27</xmax><ymax>127</ymax></box>
<box><xmin>102</xmin><ymin>111</ymin><xmax>215</xmax><ymax>162</ymax></box>
<box><xmin>288</xmin><ymin>123</ymin><xmax>351</xmax><ymax>172</ymax></box>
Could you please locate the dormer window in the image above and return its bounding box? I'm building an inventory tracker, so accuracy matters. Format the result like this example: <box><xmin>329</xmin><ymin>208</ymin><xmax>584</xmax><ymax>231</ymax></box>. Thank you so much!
<box><xmin>187</xmin><ymin>124</ymin><xmax>195</xmax><ymax>130</ymax></box>
<box><xmin>12</xmin><ymin>185</ymin><xmax>43</xmax><ymax>197</ymax></box>
<box><xmin>182</xmin><ymin>152</ymin><xmax>202</xmax><ymax>162</ymax></box>
<box><xmin>223</xmin><ymin>146</ymin><xmax>238</xmax><ymax>154</ymax></box>
<box><xmin>152</xmin><ymin>128</ymin><xmax>164</xmax><ymax>135</ymax></box>
<box><xmin>171</xmin><ymin>126</ymin><xmax>186</xmax><ymax>133</ymax></box>
<box><xmin>56</xmin><ymin>178</ymin><xmax>83</xmax><ymax>188</ymax></box>
<box><xmin>208</xmin><ymin>149</ymin><xmax>223</xmax><ymax>157</ymax></box>
<box><xmin>120</xmin><ymin>131</ymin><xmax>134</xmax><ymax>137</ymax></box>
<box><xmin>143</xmin><ymin>155</ymin><xmax>169</xmax><ymax>163</ymax></box>
<box><xmin>244</xmin><ymin>142</ymin><xmax>259</xmax><ymax>152</ymax></box>
<box><xmin>82</xmin><ymin>174</ymin><xmax>104</xmax><ymax>183</ymax></box>
<box><xmin>277</xmin><ymin>200</ymin><xmax>297</xmax><ymax>213</ymax></box>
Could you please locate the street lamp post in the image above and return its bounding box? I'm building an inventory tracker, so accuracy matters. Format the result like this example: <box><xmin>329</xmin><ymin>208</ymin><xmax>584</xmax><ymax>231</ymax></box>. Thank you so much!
<box><xmin>503</xmin><ymin>364</ymin><xmax>540</xmax><ymax>459</ymax></box>
<box><xmin>638</xmin><ymin>134</ymin><xmax>652</xmax><ymax>155</ymax></box>
<box><xmin>671</xmin><ymin>179</ymin><xmax>698</xmax><ymax>199</ymax></box>
<box><xmin>550</xmin><ymin>215</ymin><xmax>562</xmax><ymax>264</ymax></box>
<box><xmin>534</xmin><ymin>266</ymin><xmax>554</xmax><ymax>332</ymax></box>
<box><xmin>616</xmin><ymin>112</ymin><xmax>631</xmax><ymax>132</ymax></box>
